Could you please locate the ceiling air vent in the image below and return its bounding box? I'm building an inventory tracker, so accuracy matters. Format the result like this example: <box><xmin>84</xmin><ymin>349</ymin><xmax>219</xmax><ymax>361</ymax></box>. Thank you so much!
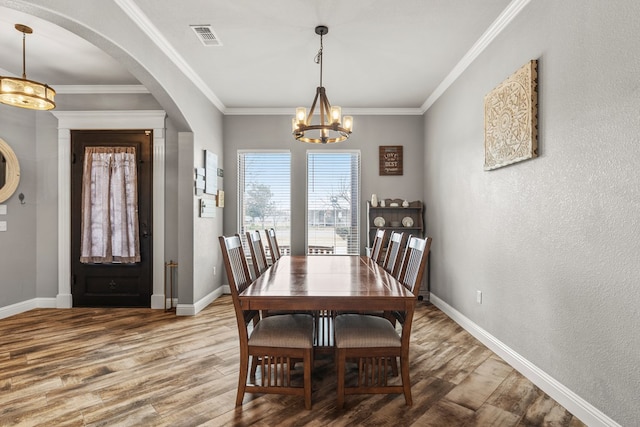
<box><xmin>190</xmin><ymin>25</ymin><xmax>222</xmax><ymax>47</ymax></box>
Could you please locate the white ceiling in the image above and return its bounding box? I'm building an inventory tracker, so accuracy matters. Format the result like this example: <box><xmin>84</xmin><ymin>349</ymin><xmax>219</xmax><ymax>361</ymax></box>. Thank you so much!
<box><xmin>0</xmin><ymin>0</ymin><xmax>516</xmax><ymax>112</ymax></box>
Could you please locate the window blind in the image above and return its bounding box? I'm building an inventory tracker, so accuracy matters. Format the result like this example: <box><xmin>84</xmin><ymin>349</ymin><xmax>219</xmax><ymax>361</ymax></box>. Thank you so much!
<box><xmin>237</xmin><ymin>151</ymin><xmax>291</xmax><ymax>255</ymax></box>
<box><xmin>307</xmin><ymin>151</ymin><xmax>360</xmax><ymax>255</ymax></box>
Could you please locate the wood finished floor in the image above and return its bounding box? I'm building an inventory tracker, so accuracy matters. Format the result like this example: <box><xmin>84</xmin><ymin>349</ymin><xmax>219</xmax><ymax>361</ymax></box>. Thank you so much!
<box><xmin>0</xmin><ymin>296</ymin><xmax>586</xmax><ymax>427</ymax></box>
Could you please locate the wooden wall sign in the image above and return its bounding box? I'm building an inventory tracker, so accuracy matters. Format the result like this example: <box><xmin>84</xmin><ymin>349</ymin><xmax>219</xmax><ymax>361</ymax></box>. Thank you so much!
<box><xmin>484</xmin><ymin>60</ymin><xmax>538</xmax><ymax>170</ymax></box>
<box><xmin>379</xmin><ymin>145</ymin><xmax>403</xmax><ymax>175</ymax></box>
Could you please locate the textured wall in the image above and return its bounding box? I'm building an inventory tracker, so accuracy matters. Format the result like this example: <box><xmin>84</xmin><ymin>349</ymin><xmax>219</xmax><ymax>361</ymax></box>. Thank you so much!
<box><xmin>0</xmin><ymin>107</ymin><xmax>37</xmax><ymax>306</ymax></box>
<box><xmin>423</xmin><ymin>1</ymin><xmax>640</xmax><ymax>424</ymax></box>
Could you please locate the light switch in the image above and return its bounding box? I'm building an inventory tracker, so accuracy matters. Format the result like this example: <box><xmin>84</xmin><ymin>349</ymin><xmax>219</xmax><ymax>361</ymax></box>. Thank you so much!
<box><xmin>0</xmin><ymin>205</ymin><xmax>6</xmax><ymax>215</ymax></box>
<box><xmin>0</xmin><ymin>221</ymin><xmax>6</xmax><ymax>232</ymax></box>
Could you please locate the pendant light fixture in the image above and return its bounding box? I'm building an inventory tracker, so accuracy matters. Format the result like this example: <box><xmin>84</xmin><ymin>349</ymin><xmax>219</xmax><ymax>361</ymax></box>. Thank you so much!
<box><xmin>292</xmin><ymin>26</ymin><xmax>352</xmax><ymax>144</ymax></box>
<box><xmin>0</xmin><ymin>24</ymin><xmax>56</xmax><ymax>111</ymax></box>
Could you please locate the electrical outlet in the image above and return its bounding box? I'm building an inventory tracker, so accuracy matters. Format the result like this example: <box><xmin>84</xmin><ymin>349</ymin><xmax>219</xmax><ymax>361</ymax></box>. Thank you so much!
<box><xmin>476</xmin><ymin>290</ymin><xmax>482</xmax><ymax>304</ymax></box>
<box><xmin>213</xmin><ymin>266</ymin><xmax>216</xmax><ymax>276</ymax></box>
<box><xmin>0</xmin><ymin>221</ymin><xmax>6</xmax><ymax>232</ymax></box>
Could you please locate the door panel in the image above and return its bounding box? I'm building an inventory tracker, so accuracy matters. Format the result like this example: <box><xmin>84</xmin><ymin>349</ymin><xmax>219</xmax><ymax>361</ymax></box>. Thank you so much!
<box><xmin>70</xmin><ymin>130</ymin><xmax>153</xmax><ymax>307</ymax></box>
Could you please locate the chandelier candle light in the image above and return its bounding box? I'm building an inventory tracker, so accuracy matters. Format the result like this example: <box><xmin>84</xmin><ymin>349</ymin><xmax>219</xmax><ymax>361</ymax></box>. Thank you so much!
<box><xmin>0</xmin><ymin>24</ymin><xmax>56</xmax><ymax>110</ymax></box>
<box><xmin>292</xmin><ymin>26</ymin><xmax>352</xmax><ymax>144</ymax></box>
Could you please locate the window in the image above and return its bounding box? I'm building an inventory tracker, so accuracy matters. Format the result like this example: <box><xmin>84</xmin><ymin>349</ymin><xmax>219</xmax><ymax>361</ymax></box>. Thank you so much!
<box><xmin>307</xmin><ymin>151</ymin><xmax>360</xmax><ymax>255</ymax></box>
<box><xmin>237</xmin><ymin>151</ymin><xmax>291</xmax><ymax>256</ymax></box>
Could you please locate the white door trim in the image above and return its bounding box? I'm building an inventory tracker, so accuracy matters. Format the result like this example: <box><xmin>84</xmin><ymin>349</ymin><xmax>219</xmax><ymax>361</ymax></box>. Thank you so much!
<box><xmin>52</xmin><ymin>110</ymin><xmax>167</xmax><ymax>309</ymax></box>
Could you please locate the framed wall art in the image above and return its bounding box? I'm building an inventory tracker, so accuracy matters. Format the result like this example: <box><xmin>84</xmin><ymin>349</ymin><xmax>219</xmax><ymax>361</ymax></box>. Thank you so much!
<box><xmin>379</xmin><ymin>145</ymin><xmax>403</xmax><ymax>176</ymax></box>
<box><xmin>484</xmin><ymin>59</ymin><xmax>538</xmax><ymax>170</ymax></box>
<box><xmin>204</xmin><ymin>150</ymin><xmax>218</xmax><ymax>194</ymax></box>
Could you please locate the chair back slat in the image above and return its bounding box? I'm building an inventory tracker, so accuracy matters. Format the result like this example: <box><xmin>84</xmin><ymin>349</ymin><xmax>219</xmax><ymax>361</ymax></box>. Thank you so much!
<box><xmin>382</xmin><ymin>231</ymin><xmax>408</xmax><ymax>277</ymax></box>
<box><xmin>219</xmin><ymin>234</ymin><xmax>257</xmax><ymax>343</ymax></box>
<box><xmin>370</xmin><ymin>229</ymin><xmax>388</xmax><ymax>264</ymax></box>
<box><xmin>219</xmin><ymin>234</ymin><xmax>253</xmax><ymax>298</ymax></box>
<box><xmin>265</xmin><ymin>228</ymin><xmax>282</xmax><ymax>264</ymax></box>
<box><xmin>246</xmin><ymin>230</ymin><xmax>269</xmax><ymax>278</ymax></box>
<box><xmin>397</xmin><ymin>236</ymin><xmax>433</xmax><ymax>294</ymax></box>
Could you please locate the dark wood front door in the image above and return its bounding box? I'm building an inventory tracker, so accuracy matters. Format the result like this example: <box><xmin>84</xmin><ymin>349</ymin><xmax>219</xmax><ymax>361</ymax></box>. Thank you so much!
<box><xmin>70</xmin><ymin>130</ymin><xmax>153</xmax><ymax>307</ymax></box>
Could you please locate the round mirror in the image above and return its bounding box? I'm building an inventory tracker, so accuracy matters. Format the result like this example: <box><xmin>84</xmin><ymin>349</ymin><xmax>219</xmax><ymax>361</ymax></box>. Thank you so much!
<box><xmin>0</xmin><ymin>138</ymin><xmax>20</xmax><ymax>203</ymax></box>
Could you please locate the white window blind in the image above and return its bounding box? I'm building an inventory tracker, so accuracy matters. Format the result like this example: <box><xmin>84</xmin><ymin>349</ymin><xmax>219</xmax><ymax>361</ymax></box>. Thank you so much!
<box><xmin>307</xmin><ymin>151</ymin><xmax>360</xmax><ymax>255</ymax></box>
<box><xmin>237</xmin><ymin>151</ymin><xmax>291</xmax><ymax>256</ymax></box>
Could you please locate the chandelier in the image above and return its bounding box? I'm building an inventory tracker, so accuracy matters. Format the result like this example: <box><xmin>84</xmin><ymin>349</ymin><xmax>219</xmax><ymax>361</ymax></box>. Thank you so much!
<box><xmin>0</xmin><ymin>24</ymin><xmax>56</xmax><ymax>111</ymax></box>
<box><xmin>292</xmin><ymin>26</ymin><xmax>352</xmax><ymax>144</ymax></box>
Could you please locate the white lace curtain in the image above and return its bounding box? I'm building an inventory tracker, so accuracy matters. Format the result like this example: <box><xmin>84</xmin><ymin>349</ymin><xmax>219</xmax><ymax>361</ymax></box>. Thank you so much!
<box><xmin>80</xmin><ymin>146</ymin><xmax>141</xmax><ymax>264</ymax></box>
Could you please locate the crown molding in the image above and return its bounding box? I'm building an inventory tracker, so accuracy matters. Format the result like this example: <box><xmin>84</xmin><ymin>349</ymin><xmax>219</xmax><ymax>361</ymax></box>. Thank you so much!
<box><xmin>114</xmin><ymin>0</ymin><xmax>226</xmax><ymax>112</ymax></box>
<box><xmin>51</xmin><ymin>110</ymin><xmax>166</xmax><ymax>129</ymax></box>
<box><xmin>43</xmin><ymin>0</ymin><xmax>530</xmax><ymax>116</ymax></box>
<box><xmin>421</xmin><ymin>0</ymin><xmax>532</xmax><ymax>113</ymax></box>
<box><xmin>53</xmin><ymin>85</ymin><xmax>149</xmax><ymax>94</ymax></box>
<box><xmin>224</xmin><ymin>107</ymin><xmax>424</xmax><ymax>116</ymax></box>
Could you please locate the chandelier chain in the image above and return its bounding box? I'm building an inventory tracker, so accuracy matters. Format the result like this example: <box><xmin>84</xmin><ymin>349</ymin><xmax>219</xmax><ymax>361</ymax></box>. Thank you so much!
<box><xmin>314</xmin><ymin>33</ymin><xmax>324</xmax><ymax>88</ymax></box>
<box><xmin>21</xmin><ymin>32</ymin><xmax>27</xmax><ymax>79</ymax></box>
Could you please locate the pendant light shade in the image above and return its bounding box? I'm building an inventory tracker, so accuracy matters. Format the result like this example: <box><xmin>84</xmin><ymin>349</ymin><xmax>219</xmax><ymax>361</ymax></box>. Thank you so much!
<box><xmin>0</xmin><ymin>24</ymin><xmax>56</xmax><ymax>111</ymax></box>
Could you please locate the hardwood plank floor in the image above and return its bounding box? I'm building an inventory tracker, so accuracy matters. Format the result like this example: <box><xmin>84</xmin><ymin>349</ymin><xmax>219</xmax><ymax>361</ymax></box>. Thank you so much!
<box><xmin>0</xmin><ymin>296</ymin><xmax>586</xmax><ymax>426</ymax></box>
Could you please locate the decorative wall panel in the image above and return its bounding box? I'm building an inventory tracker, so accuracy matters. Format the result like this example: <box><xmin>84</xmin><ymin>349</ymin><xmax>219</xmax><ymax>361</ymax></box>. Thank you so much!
<box><xmin>484</xmin><ymin>60</ymin><xmax>538</xmax><ymax>170</ymax></box>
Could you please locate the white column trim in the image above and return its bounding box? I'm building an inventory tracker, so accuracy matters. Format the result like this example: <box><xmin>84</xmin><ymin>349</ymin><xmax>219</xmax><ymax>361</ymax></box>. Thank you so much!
<box><xmin>56</xmin><ymin>128</ymin><xmax>72</xmax><ymax>308</ymax></box>
<box><xmin>52</xmin><ymin>110</ymin><xmax>167</xmax><ymax>309</ymax></box>
<box><xmin>151</xmin><ymin>128</ymin><xmax>166</xmax><ymax>309</ymax></box>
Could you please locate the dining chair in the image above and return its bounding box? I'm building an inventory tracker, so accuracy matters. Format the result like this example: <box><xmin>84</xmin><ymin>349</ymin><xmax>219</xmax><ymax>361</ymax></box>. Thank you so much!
<box><xmin>382</xmin><ymin>231</ymin><xmax>408</xmax><ymax>278</ymax></box>
<box><xmin>265</xmin><ymin>228</ymin><xmax>282</xmax><ymax>264</ymax></box>
<box><xmin>370</xmin><ymin>229</ymin><xmax>388</xmax><ymax>264</ymax></box>
<box><xmin>246</xmin><ymin>230</ymin><xmax>269</xmax><ymax>279</ymax></box>
<box><xmin>334</xmin><ymin>236</ymin><xmax>432</xmax><ymax>409</ymax></box>
<box><xmin>219</xmin><ymin>234</ymin><xmax>314</xmax><ymax>409</ymax></box>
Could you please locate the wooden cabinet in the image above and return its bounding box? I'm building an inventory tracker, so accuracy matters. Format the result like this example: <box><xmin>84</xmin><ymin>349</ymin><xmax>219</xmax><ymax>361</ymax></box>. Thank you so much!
<box><xmin>366</xmin><ymin>199</ymin><xmax>424</xmax><ymax>248</ymax></box>
<box><xmin>366</xmin><ymin>198</ymin><xmax>429</xmax><ymax>300</ymax></box>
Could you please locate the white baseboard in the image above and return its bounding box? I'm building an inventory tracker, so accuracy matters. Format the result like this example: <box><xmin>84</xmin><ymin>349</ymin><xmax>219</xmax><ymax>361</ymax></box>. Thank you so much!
<box><xmin>151</xmin><ymin>294</ymin><xmax>166</xmax><ymax>310</ymax></box>
<box><xmin>56</xmin><ymin>293</ymin><xmax>73</xmax><ymax>308</ymax></box>
<box><xmin>35</xmin><ymin>298</ymin><xmax>58</xmax><ymax>308</ymax></box>
<box><xmin>175</xmin><ymin>286</ymin><xmax>225</xmax><ymax>316</ymax></box>
<box><xmin>429</xmin><ymin>294</ymin><xmax>620</xmax><ymax>427</ymax></box>
<box><xmin>1</xmin><ymin>289</ymin><xmax>226</xmax><ymax>319</ymax></box>
<box><xmin>0</xmin><ymin>297</ymin><xmax>57</xmax><ymax>320</ymax></box>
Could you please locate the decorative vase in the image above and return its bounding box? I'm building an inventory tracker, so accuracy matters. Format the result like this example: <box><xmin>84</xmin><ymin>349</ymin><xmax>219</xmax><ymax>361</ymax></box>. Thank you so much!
<box><xmin>380</xmin><ymin>199</ymin><xmax>386</xmax><ymax>207</ymax></box>
<box><xmin>402</xmin><ymin>200</ymin><xmax>409</xmax><ymax>207</ymax></box>
<box><xmin>371</xmin><ymin>194</ymin><xmax>378</xmax><ymax>207</ymax></box>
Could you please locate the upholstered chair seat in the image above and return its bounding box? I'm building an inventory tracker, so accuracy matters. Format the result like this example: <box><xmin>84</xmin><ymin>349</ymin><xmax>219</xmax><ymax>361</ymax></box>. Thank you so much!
<box><xmin>249</xmin><ymin>314</ymin><xmax>314</xmax><ymax>348</ymax></box>
<box><xmin>334</xmin><ymin>314</ymin><xmax>400</xmax><ymax>348</ymax></box>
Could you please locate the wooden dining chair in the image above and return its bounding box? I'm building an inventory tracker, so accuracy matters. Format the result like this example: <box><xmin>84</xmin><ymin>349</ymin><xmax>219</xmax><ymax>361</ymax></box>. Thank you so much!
<box><xmin>265</xmin><ymin>228</ymin><xmax>282</xmax><ymax>264</ymax></box>
<box><xmin>370</xmin><ymin>229</ymin><xmax>388</xmax><ymax>264</ymax></box>
<box><xmin>246</xmin><ymin>230</ymin><xmax>269</xmax><ymax>278</ymax></box>
<box><xmin>334</xmin><ymin>236</ymin><xmax>432</xmax><ymax>409</ymax></box>
<box><xmin>382</xmin><ymin>231</ymin><xmax>408</xmax><ymax>278</ymax></box>
<box><xmin>219</xmin><ymin>234</ymin><xmax>315</xmax><ymax>409</ymax></box>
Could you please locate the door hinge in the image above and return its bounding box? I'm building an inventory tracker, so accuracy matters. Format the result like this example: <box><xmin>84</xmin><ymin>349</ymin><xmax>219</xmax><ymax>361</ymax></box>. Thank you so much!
<box><xmin>71</xmin><ymin>152</ymin><xmax>76</xmax><ymax>164</ymax></box>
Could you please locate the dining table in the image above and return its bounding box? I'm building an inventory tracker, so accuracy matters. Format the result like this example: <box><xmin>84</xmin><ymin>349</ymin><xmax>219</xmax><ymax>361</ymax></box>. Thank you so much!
<box><xmin>238</xmin><ymin>255</ymin><xmax>416</xmax><ymax>351</ymax></box>
<box><xmin>239</xmin><ymin>255</ymin><xmax>414</xmax><ymax>311</ymax></box>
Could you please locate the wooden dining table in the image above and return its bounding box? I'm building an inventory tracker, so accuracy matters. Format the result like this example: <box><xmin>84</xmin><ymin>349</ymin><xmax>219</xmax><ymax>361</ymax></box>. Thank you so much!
<box><xmin>239</xmin><ymin>255</ymin><xmax>415</xmax><ymax>318</ymax></box>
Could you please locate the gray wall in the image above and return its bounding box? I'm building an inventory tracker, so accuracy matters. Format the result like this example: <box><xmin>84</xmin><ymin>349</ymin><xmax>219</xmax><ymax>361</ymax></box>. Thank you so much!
<box><xmin>0</xmin><ymin>107</ymin><xmax>37</xmax><ymax>306</ymax></box>
<box><xmin>424</xmin><ymin>0</ymin><xmax>640</xmax><ymax>424</ymax></box>
<box><xmin>223</xmin><ymin>114</ymin><xmax>424</xmax><ymax>253</ymax></box>
<box><xmin>0</xmin><ymin>93</ymin><xmax>179</xmax><ymax>306</ymax></box>
<box><xmin>35</xmin><ymin>113</ymin><xmax>61</xmax><ymax>298</ymax></box>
